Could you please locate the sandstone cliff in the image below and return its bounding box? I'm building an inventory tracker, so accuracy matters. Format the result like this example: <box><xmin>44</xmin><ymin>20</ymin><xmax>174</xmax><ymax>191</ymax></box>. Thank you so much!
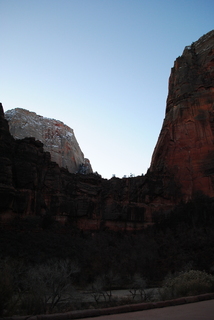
<box><xmin>5</xmin><ymin>108</ymin><xmax>92</xmax><ymax>174</ymax></box>
<box><xmin>0</xmin><ymin>102</ymin><xmax>150</xmax><ymax>230</ymax></box>
<box><xmin>150</xmin><ymin>30</ymin><xmax>214</xmax><ymax>202</ymax></box>
<box><xmin>0</xmin><ymin>30</ymin><xmax>214</xmax><ymax>231</ymax></box>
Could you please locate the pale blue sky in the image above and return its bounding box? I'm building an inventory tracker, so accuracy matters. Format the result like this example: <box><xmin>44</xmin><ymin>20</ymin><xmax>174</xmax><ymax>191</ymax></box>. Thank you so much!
<box><xmin>1</xmin><ymin>0</ymin><xmax>213</xmax><ymax>178</ymax></box>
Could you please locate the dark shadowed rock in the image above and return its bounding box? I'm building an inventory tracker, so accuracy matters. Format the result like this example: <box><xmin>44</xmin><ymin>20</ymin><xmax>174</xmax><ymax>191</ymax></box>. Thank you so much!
<box><xmin>0</xmin><ymin>30</ymin><xmax>214</xmax><ymax>230</ymax></box>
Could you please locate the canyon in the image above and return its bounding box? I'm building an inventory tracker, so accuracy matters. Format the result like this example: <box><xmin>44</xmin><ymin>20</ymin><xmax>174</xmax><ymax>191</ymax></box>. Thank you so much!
<box><xmin>0</xmin><ymin>30</ymin><xmax>214</xmax><ymax>231</ymax></box>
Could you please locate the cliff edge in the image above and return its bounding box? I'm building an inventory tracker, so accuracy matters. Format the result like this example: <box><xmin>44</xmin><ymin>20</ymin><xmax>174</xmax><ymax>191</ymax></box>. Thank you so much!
<box><xmin>5</xmin><ymin>108</ymin><xmax>92</xmax><ymax>174</ymax></box>
<box><xmin>150</xmin><ymin>30</ymin><xmax>214</xmax><ymax>202</ymax></box>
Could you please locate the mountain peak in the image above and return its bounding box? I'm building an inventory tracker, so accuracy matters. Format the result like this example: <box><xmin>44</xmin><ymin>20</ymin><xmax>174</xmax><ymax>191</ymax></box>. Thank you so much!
<box><xmin>5</xmin><ymin>108</ymin><xmax>92</xmax><ymax>174</ymax></box>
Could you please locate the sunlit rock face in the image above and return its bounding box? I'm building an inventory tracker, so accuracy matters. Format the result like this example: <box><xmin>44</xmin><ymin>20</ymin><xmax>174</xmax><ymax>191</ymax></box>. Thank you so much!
<box><xmin>150</xmin><ymin>30</ymin><xmax>214</xmax><ymax>201</ymax></box>
<box><xmin>5</xmin><ymin>108</ymin><xmax>92</xmax><ymax>174</ymax></box>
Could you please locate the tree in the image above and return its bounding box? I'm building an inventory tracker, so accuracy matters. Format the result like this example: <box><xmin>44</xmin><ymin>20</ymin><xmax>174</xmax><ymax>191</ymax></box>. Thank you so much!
<box><xmin>0</xmin><ymin>259</ymin><xmax>14</xmax><ymax>316</ymax></box>
<box><xmin>87</xmin><ymin>277</ymin><xmax>104</xmax><ymax>304</ymax></box>
<box><xmin>23</xmin><ymin>259</ymin><xmax>79</xmax><ymax>313</ymax></box>
<box><xmin>89</xmin><ymin>269</ymin><xmax>121</xmax><ymax>304</ymax></box>
<box><xmin>129</xmin><ymin>273</ymin><xmax>147</xmax><ymax>301</ymax></box>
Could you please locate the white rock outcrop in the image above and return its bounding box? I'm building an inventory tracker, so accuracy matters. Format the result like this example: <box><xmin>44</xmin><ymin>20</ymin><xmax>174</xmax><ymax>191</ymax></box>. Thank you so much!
<box><xmin>5</xmin><ymin>108</ymin><xmax>92</xmax><ymax>174</ymax></box>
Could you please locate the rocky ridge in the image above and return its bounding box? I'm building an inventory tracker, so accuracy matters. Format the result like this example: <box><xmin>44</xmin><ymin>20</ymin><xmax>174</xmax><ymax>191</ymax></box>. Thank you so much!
<box><xmin>5</xmin><ymin>108</ymin><xmax>92</xmax><ymax>174</ymax></box>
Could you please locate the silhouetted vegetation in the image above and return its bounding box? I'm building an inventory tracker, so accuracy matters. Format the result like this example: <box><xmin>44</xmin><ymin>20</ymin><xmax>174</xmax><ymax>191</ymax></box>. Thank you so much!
<box><xmin>160</xmin><ymin>270</ymin><xmax>214</xmax><ymax>300</ymax></box>
<box><xmin>1</xmin><ymin>192</ymin><xmax>214</xmax><ymax>315</ymax></box>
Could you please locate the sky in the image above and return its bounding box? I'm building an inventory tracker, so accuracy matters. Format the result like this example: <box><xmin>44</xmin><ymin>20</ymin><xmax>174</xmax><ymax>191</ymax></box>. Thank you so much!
<box><xmin>1</xmin><ymin>0</ymin><xmax>213</xmax><ymax>179</ymax></box>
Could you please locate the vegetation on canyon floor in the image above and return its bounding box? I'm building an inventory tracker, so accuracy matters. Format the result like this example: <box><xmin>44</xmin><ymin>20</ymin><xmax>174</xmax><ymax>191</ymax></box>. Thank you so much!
<box><xmin>1</xmin><ymin>193</ymin><xmax>214</xmax><ymax>316</ymax></box>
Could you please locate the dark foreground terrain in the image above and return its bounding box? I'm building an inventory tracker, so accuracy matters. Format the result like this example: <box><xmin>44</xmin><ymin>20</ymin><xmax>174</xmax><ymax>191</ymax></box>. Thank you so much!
<box><xmin>1</xmin><ymin>194</ymin><xmax>214</xmax><ymax>316</ymax></box>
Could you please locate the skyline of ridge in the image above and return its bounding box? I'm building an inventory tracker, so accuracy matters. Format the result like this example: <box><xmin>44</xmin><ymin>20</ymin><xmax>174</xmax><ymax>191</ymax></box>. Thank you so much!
<box><xmin>1</xmin><ymin>0</ymin><xmax>213</xmax><ymax>178</ymax></box>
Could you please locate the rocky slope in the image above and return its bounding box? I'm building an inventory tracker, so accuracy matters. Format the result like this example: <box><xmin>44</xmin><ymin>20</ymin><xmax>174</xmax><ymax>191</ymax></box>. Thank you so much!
<box><xmin>5</xmin><ymin>108</ymin><xmax>92</xmax><ymax>174</ymax></box>
<box><xmin>150</xmin><ymin>30</ymin><xmax>214</xmax><ymax>202</ymax></box>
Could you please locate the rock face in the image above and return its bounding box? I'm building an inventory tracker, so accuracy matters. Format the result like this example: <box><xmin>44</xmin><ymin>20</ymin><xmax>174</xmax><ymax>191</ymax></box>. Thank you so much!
<box><xmin>5</xmin><ymin>108</ymin><xmax>92</xmax><ymax>174</ymax></box>
<box><xmin>150</xmin><ymin>30</ymin><xmax>214</xmax><ymax>202</ymax></box>
<box><xmin>0</xmin><ymin>30</ymin><xmax>214</xmax><ymax>231</ymax></box>
<box><xmin>0</xmin><ymin>102</ymin><xmax>149</xmax><ymax>230</ymax></box>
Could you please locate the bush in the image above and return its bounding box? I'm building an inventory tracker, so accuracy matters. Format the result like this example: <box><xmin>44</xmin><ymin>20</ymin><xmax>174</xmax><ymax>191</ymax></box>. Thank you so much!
<box><xmin>22</xmin><ymin>259</ymin><xmax>77</xmax><ymax>313</ymax></box>
<box><xmin>0</xmin><ymin>258</ymin><xmax>23</xmax><ymax>316</ymax></box>
<box><xmin>160</xmin><ymin>270</ymin><xmax>214</xmax><ymax>300</ymax></box>
<box><xmin>0</xmin><ymin>261</ymin><xmax>13</xmax><ymax>316</ymax></box>
<box><xmin>129</xmin><ymin>273</ymin><xmax>147</xmax><ymax>301</ymax></box>
<box><xmin>0</xmin><ymin>258</ymin><xmax>79</xmax><ymax>316</ymax></box>
<box><xmin>88</xmin><ymin>269</ymin><xmax>121</xmax><ymax>305</ymax></box>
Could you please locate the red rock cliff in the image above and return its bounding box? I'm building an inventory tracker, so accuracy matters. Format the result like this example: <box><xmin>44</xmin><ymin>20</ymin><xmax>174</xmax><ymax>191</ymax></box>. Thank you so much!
<box><xmin>1</xmin><ymin>30</ymin><xmax>214</xmax><ymax>230</ymax></box>
<box><xmin>150</xmin><ymin>30</ymin><xmax>214</xmax><ymax>202</ymax></box>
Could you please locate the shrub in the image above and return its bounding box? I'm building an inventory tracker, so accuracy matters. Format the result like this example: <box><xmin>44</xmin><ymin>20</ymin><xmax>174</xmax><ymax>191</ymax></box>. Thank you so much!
<box><xmin>0</xmin><ymin>261</ymin><xmax>13</xmax><ymax>316</ymax></box>
<box><xmin>160</xmin><ymin>270</ymin><xmax>214</xmax><ymax>300</ymax></box>
<box><xmin>87</xmin><ymin>277</ymin><xmax>104</xmax><ymax>304</ymax></box>
<box><xmin>0</xmin><ymin>258</ymin><xmax>24</xmax><ymax>316</ymax></box>
<box><xmin>87</xmin><ymin>269</ymin><xmax>121</xmax><ymax>306</ymax></box>
<box><xmin>129</xmin><ymin>273</ymin><xmax>147</xmax><ymax>301</ymax></box>
<box><xmin>22</xmin><ymin>259</ymin><xmax>77</xmax><ymax>313</ymax></box>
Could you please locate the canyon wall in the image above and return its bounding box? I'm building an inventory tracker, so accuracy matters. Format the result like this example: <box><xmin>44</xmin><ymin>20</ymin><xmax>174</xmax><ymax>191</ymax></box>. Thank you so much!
<box><xmin>1</xmin><ymin>30</ymin><xmax>214</xmax><ymax>231</ymax></box>
<box><xmin>0</xmin><ymin>103</ymin><xmax>151</xmax><ymax>230</ymax></box>
<box><xmin>150</xmin><ymin>30</ymin><xmax>214</xmax><ymax>202</ymax></box>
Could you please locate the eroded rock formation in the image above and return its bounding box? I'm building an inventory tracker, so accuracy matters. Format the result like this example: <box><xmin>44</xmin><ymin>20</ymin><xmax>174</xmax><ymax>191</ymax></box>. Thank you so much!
<box><xmin>0</xmin><ymin>30</ymin><xmax>214</xmax><ymax>231</ymax></box>
<box><xmin>0</xmin><ymin>103</ymin><xmax>151</xmax><ymax>230</ymax></box>
<box><xmin>150</xmin><ymin>30</ymin><xmax>214</xmax><ymax>202</ymax></box>
<box><xmin>5</xmin><ymin>108</ymin><xmax>92</xmax><ymax>174</ymax></box>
